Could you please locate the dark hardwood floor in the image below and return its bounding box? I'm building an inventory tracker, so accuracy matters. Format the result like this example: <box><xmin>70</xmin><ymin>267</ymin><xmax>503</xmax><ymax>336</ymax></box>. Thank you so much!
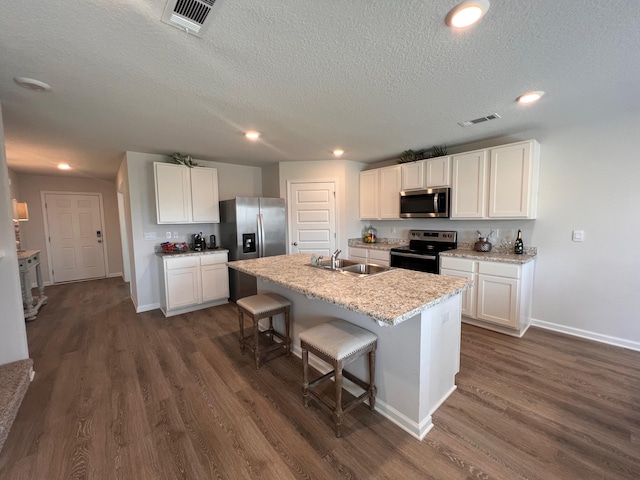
<box><xmin>1</xmin><ymin>277</ymin><xmax>639</xmax><ymax>479</ymax></box>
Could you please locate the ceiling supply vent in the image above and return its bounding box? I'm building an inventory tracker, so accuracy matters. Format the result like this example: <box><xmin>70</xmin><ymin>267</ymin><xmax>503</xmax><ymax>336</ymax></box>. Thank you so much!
<box><xmin>161</xmin><ymin>0</ymin><xmax>217</xmax><ymax>37</ymax></box>
<box><xmin>458</xmin><ymin>113</ymin><xmax>501</xmax><ymax>127</ymax></box>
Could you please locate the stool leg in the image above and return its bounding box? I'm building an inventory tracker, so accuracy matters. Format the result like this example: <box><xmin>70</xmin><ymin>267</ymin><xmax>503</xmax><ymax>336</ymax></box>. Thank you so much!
<box><xmin>334</xmin><ymin>361</ymin><xmax>344</xmax><ymax>438</ymax></box>
<box><xmin>302</xmin><ymin>348</ymin><xmax>310</xmax><ymax>407</ymax></box>
<box><xmin>268</xmin><ymin>316</ymin><xmax>274</xmax><ymax>342</ymax></box>
<box><xmin>285</xmin><ymin>309</ymin><xmax>291</xmax><ymax>356</ymax></box>
<box><xmin>238</xmin><ymin>311</ymin><xmax>245</xmax><ymax>354</ymax></box>
<box><xmin>253</xmin><ymin>316</ymin><xmax>262</xmax><ymax>369</ymax></box>
<box><xmin>369</xmin><ymin>349</ymin><xmax>376</xmax><ymax>411</ymax></box>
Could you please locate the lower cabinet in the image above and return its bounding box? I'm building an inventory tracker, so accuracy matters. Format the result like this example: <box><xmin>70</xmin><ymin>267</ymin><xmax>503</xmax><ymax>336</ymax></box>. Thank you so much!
<box><xmin>348</xmin><ymin>247</ymin><xmax>390</xmax><ymax>266</ymax></box>
<box><xmin>159</xmin><ymin>252</ymin><xmax>229</xmax><ymax>317</ymax></box>
<box><xmin>441</xmin><ymin>256</ymin><xmax>535</xmax><ymax>337</ymax></box>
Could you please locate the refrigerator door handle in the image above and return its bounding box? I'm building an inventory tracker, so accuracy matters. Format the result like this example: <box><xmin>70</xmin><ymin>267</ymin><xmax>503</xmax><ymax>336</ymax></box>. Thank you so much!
<box><xmin>257</xmin><ymin>213</ymin><xmax>265</xmax><ymax>257</ymax></box>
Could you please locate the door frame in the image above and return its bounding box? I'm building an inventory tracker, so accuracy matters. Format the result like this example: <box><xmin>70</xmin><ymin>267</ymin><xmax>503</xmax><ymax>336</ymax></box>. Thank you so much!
<box><xmin>286</xmin><ymin>179</ymin><xmax>339</xmax><ymax>255</ymax></box>
<box><xmin>40</xmin><ymin>191</ymin><xmax>109</xmax><ymax>284</ymax></box>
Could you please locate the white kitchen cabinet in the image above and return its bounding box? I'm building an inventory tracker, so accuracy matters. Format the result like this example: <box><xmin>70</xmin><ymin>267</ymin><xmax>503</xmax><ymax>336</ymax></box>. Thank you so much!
<box><xmin>348</xmin><ymin>247</ymin><xmax>390</xmax><ymax>266</ymax></box>
<box><xmin>451</xmin><ymin>150</ymin><xmax>488</xmax><ymax>218</ymax></box>
<box><xmin>359</xmin><ymin>165</ymin><xmax>401</xmax><ymax>220</ymax></box>
<box><xmin>440</xmin><ymin>256</ymin><xmax>535</xmax><ymax>337</ymax></box>
<box><xmin>425</xmin><ymin>156</ymin><xmax>451</xmax><ymax>187</ymax></box>
<box><xmin>450</xmin><ymin>140</ymin><xmax>539</xmax><ymax>220</ymax></box>
<box><xmin>401</xmin><ymin>161</ymin><xmax>424</xmax><ymax>190</ymax></box>
<box><xmin>159</xmin><ymin>251</ymin><xmax>229</xmax><ymax>317</ymax></box>
<box><xmin>154</xmin><ymin>162</ymin><xmax>220</xmax><ymax>224</ymax></box>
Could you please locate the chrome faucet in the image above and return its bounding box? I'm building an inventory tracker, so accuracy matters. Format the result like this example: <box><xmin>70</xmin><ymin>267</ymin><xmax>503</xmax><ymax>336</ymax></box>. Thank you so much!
<box><xmin>330</xmin><ymin>249</ymin><xmax>342</xmax><ymax>269</ymax></box>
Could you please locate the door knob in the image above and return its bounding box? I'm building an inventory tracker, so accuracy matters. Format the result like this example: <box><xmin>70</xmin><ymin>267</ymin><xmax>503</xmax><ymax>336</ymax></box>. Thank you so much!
<box><xmin>292</xmin><ymin>242</ymin><xmax>298</xmax><ymax>246</ymax></box>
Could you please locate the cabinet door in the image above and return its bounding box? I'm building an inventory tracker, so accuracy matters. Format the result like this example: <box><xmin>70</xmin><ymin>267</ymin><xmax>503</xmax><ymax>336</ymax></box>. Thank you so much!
<box><xmin>476</xmin><ymin>274</ymin><xmax>519</xmax><ymax>328</ymax></box>
<box><xmin>489</xmin><ymin>140</ymin><xmax>538</xmax><ymax>219</ymax></box>
<box><xmin>201</xmin><ymin>264</ymin><xmax>229</xmax><ymax>302</ymax></box>
<box><xmin>166</xmin><ymin>267</ymin><xmax>200</xmax><ymax>309</ymax></box>
<box><xmin>379</xmin><ymin>165</ymin><xmax>401</xmax><ymax>219</ymax></box>
<box><xmin>359</xmin><ymin>170</ymin><xmax>379</xmax><ymax>219</ymax></box>
<box><xmin>451</xmin><ymin>150</ymin><xmax>488</xmax><ymax>218</ymax></box>
<box><xmin>369</xmin><ymin>249</ymin><xmax>390</xmax><ymax>266</ymax></box>
<box><xmin>401</xmin><ymin>161</ymin><xmax>425</xmax><ymax>190</ymax></box>
<box><xmin>441</xmin><ymin>269</ymin><xmax>476</xmax><ymax>318</ymax></box>
<box><xmin>191</xmin><ymin>168</ymin><xmax>220</xmax><ymax>223</ymax></box>
<box><xmin>155</xmin><ymin>163</ymin><xmax>191</xmax><ymax>223</ymax></box>
<box><xmin>425</xmin><ymin>156</ymin><xmax>451</xmax><ymax>187</ymax></box>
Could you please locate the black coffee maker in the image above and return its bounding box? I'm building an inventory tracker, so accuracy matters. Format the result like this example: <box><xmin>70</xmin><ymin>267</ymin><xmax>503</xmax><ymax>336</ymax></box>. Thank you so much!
<box><xmin>191</xmin><ymin>232</ymin><xmax>206</xmax><ymax>251</ymax></box>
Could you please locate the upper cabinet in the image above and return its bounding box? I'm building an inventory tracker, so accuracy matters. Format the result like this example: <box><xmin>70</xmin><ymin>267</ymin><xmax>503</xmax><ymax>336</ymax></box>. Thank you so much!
<box><xmin>401</xmin><ymin>157</ymin><xmax>451</xmax><ymax>191</ymax></box>
<box><xmin>359</xmin><ymin>165</ymin><xmax>401</xmax><ymax>220</ymax></box>
<box><xmin>154</xmin><ymin>162</ymin><xmax>220</xmax><ymax>224</ymax></box>
<box><xmin>451</xmin><ymin>140</ymin><xmax>539</xmax><ymax>220</ymax></box>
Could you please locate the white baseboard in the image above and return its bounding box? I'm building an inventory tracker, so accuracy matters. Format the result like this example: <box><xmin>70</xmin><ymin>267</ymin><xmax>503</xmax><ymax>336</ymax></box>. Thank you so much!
<box><xmin>136</xmin><ymin>302</ymin><xmax>160</xmax><ymax>313</ymax></box>
<box><xmin>531</xmin><ymin>318</ymin><xmax>640</xmax><ymax>352</ymax></box>
<box><xmin>108</xmin><ymin>272</ymin><xmax>123</xmax><ymax>278</ymax></box>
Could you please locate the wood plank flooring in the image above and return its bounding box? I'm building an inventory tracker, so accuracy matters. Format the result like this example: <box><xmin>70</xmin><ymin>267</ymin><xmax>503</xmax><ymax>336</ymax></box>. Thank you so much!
<box><xmin>1</xmin><ymin>277</ymin><xmax>639</xmax><ymax>479</ymax></box>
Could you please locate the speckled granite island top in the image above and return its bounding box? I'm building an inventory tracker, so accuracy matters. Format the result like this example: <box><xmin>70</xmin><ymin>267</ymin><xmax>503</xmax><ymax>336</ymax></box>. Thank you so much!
<box><xmin>440</xmin><ymin>248</ymin><xmax>536</xmax><ymax>264</ymax></box>
<box><xmin>227</xmin><ymin>253</ymin><xmax>471</xmax><ymax>326</ymax></box>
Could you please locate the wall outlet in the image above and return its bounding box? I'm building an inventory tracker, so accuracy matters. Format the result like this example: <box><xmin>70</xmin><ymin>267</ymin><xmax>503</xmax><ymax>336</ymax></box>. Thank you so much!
<box><xmin>572</xmin><ymin>230</ymin><xmax>585</xmax><ymax>242</ymax></box>
<box><xmin>173</xmin><ymin>232</ymin><xmax>179</xmax><ymax>238</ymax></box>
<box><xmin>165</xmin><ymin>232</ymin><xmax>172</xmax><ymax>239</ymax></box>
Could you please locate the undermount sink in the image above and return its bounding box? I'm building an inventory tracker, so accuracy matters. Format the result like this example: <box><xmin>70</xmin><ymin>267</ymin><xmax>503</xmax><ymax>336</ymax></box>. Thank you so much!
<box><xmin>339</xmin><ymin>263</ymin><xmax>393</xmax><ymax>277</ymax></box>
<box><xmin>309</xmin><ymin>259</ymin><xmax>393</xmax><ymax>277</ymax></box>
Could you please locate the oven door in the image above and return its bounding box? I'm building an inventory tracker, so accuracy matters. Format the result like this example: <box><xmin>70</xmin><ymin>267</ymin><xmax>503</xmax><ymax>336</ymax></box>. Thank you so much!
<box><xmin>390</xmin><ymin>251</ymin><xmax>439</xmax><ymax>274</ymax></box>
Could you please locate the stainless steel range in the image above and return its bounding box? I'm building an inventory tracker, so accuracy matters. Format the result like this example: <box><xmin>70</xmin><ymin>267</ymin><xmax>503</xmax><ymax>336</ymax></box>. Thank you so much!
<box><xmin>390</xmin><ymin>230</ymin><xmax>457</xmax><ymax>274</ymax></box>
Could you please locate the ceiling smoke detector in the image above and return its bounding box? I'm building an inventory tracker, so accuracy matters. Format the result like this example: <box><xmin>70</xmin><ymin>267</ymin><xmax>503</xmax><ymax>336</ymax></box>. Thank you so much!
<box><xmin>161</xmin><ymin>0</ymin><xmax>217</xmax><ymax>37</ymax></box>
<box><xmin>458</xmin><ymin>113</ymin><xmax>501</xmax><ymax>127</ymax></box>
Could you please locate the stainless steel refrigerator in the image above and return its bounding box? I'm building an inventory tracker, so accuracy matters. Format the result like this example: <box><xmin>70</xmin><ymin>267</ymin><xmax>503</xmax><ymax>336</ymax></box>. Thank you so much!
<box><xmin>220</xmin><ymin>197</ymin><xmax>287</xmax><ymax>301</ymax></box>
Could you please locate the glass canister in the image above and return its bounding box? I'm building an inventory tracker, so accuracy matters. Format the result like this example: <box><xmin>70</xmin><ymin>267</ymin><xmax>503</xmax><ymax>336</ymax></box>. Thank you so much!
<box><xmin>363</xmin><ymin>225</ymin><xmax>378</xmax><ymax>243</ymax></box>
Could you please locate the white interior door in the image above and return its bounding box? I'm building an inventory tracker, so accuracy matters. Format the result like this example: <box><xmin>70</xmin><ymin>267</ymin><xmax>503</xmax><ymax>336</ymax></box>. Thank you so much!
<box><xmin>288</xmin><ymin>181</ymin><xmax>336</xmax><ymax>256</ymax></box>
<box><xmin>45</xmin><ymin>193</ymin><xmax>106</xmax><ymax>283</ymax></box>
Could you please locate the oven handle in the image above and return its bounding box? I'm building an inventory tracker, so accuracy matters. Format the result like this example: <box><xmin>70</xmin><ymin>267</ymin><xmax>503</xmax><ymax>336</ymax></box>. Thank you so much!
<box><xmin>390</xmin><ymin>251</ymin><xmax>437</xmax><ymax>260</ymax></box>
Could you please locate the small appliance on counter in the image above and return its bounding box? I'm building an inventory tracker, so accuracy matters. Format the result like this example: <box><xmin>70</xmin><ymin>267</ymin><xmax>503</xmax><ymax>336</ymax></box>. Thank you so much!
<box><xmin>208</xmin><ymin>234</ymin><xmax>217</xmax><ymax>249</ymax></box>
<box><xmin>191</xmin><ymin>232</ymin><xmax>206</xmax><ymax>251</ymax></box>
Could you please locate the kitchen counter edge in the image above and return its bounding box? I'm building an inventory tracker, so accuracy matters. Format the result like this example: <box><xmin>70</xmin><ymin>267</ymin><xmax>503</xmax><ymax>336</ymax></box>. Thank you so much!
<box><xmin>440</xmin><ymin>249</ymin><xmax>536</xmax><ymax>264</ymax></box>
<box><xmin>155</xmin><ymin>248</ymin><xmax>229</xmax><ymax>258</ymax></box>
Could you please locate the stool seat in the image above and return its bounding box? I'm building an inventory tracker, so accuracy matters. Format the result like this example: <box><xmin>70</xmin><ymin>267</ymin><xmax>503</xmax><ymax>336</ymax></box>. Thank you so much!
<box><xmin>300</xmin><ymin>319</ymin><xmax>377</xmax><ymax>438</ymax></box>
<box><xmin>237</xmin><ymin>293</ymin><xmax>291</xmax><ymax>369</ymax></box>
<box><xmin>299</xmin><ymin>320</ymin><xmax>377</xmax><ymax>360</ymax></box>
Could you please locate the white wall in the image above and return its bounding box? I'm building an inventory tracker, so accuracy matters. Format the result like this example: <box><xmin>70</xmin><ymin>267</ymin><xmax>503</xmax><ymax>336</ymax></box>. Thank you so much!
<box><xmin>277</xmin><ymin>160</ymin><xmax>364</xmax><ymax>251</ymax></box>
<box><xmin>121</xmin><ymin>152</ymin><xmax>263</xmax><ymax>312</ymax></box>
<box><xmin>13</xmin><ymin>173</ymin><xmax>123</xmax><ymax>284</ymax></box>
<box><xmin>0</xmin><ymin>104</ymin><xmax>29</xmax><ymax>364</ymax></box>
<box><xmin>366</xmin><ymin>112</ymin><xmax>640</xmax><ymax>348</ymax></box>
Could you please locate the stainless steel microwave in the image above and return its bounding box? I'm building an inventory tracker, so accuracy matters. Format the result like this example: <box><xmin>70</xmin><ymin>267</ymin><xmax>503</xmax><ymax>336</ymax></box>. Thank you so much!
<box><xmin>399</xmin><ymin>187</ymin><xmax>450</xmax><ymax>218</ymax></box>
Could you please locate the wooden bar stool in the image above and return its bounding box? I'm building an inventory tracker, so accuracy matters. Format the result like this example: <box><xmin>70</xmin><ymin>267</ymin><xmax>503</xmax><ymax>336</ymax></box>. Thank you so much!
<box><xmin>299</xmin><ymin>319</ymin><xmax>377</xmax><ymax>437</ymax></box>
<box><xmin>237</xmin><ymin>293</ymin><xmax>291</xmax><ymax>369</ymax></box>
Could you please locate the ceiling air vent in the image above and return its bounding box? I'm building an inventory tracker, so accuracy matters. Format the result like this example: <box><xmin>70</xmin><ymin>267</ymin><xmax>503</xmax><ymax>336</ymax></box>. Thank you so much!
<box><xmin>161</xmin><ymin>0</ymin><xmax>217</xmax><ymax>37</ymax></box>
<box><xmin>458</xmin><ymin>113</ymin><xmax>501</xmax><ymax>127</ymax></box>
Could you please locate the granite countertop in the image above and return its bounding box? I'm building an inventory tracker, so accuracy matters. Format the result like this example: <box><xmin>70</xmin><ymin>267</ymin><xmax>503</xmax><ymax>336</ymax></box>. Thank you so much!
<box><xmin>440</xmin><ymin>248</ymin><xmax>536</xmax><ymax>265</ymax></box>
<box><xmin>156</xmin><ymin>248</ymin><xmax>229</xmax><ymax>258</ymax></box>
<box><xmin>227</xmin><ymin>253</ymin><xmax>471</xmax><ymax>327</ymax></box>
<box><xmin>347</xmin><ymin>238</ymin><xmax>409</xmax><ymax>251</ymax></box>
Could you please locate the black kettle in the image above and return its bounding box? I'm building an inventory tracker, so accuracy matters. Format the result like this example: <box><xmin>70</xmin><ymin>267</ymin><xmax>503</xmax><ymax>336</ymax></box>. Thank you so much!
<box><xmin>209</xmin><ymin>234</ymin><xmax>217</xmax><ymax>249</ymax></box>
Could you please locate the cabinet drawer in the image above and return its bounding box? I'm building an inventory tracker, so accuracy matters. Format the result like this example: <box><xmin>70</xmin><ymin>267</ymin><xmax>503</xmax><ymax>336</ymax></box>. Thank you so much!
<box><xmin>478</xmin><ymin>261</ymin><xmax>520</xmax><ymax>279</ymax></box>
<box><xmin>440</xmin><ymin>256</ymin><xmax>477</xmax><ymax>272</ymax></box>
<box><xmin>349</xmin><ymin>247</ymin><xmax>368</xmax><ymax>258</ymax></box>
<box><xmin>200</xmin><ymin>253</ymin><xmax>228</xmax><ymax>266</ymax></box>
<box><xmin>165</xmin><ymin>256</ymin><xmax>198</xmax><ymax>270</ymax></box>
<box><xmin>369</xmin><ymin>249</ymin><xmax>390</xmax><ymax>262</ymax></box>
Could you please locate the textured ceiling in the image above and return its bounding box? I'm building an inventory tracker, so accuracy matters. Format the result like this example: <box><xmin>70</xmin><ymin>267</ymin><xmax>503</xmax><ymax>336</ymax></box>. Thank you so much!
<box><xmin>1</xmin><ymin>0</ymin><xmax>639</xmax><ymax>179</ymax></box>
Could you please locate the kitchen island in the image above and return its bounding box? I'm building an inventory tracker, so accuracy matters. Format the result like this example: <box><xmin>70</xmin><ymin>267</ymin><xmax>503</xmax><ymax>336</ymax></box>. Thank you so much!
<box><xmin>228</xmin><ymin>253</ymin><xmax>472</xmax><ymax>439</ymax></box>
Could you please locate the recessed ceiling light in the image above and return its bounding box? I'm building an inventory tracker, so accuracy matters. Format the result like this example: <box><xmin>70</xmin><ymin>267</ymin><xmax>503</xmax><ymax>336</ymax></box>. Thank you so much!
<box><xmin>14</xmin><ymin>77</ymin><xmax>52</xmax><ymax>92</ymax></box>
<box><xmin>333</xmin><ymin>149</ymin><xmax>344</xmax><ymax>157</ymax></box>
<box><xmin>57</xmin><ymin>163</ymin><xmax>71</xmax><ymax>170</ymax></box>
<box><xmin>446</xmin><ymin>0</ymin><xmax>490</xmax><ymax>28</ymax></box>
<box><xmin>245</xmin><ymin>131</ymin><xmax>260</xmax><ymax>141</ymax></box>
<box><xmin>516</xmin><ymin>91</ymin><xmax>545</xmax><ymax>104</ymax></box>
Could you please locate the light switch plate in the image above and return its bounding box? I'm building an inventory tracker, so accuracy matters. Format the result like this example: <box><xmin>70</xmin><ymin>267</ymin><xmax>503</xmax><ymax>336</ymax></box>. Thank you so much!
<box><xmin>572</xmin><ymin>230</ymin><xmax>584</xmax><ymax>242</ymax></box>
<box><xmin>144</xmin><ymin>232</ymin><xmax>157</xmax><ymax>240</ymax></box>
<box><xmin>165</xmin><ymin>232</ymin><xmax>172</xmax><ymax>239</ymax></box>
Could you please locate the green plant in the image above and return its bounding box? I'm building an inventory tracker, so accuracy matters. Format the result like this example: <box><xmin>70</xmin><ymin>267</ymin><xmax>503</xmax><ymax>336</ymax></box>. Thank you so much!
<box><xmin>169</xmin><ymin>152</ymin><xmax>198</xmax><ymax>168</ymax></box>
<box><xmin>398</xmin><ymin>149</ymin><xmax>417</xmax><ymax>163</ymax></box>
<box><xmin>431</xmin><ymin>144</ymin><xmax>447</xmax><ymax>157</ymax></box>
